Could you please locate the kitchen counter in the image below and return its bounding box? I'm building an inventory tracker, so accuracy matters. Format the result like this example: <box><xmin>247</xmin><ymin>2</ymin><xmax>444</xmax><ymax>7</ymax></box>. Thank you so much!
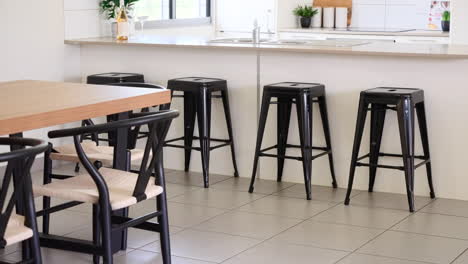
<box><xmin>65</xmin><ymin>35</ymin><xmax>468</xmax><ymax>59</ymax></box>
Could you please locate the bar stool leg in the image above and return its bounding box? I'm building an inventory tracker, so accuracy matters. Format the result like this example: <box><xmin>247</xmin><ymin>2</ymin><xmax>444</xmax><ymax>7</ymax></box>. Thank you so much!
<box><xmin>416</xmin><ymin>102</ymin><xmax>435</xmax><ymax>199</ymax></box>
<box><xmin>249</xmin><ymin>92</ymin><xmax>271</xmax><ymax>193</ymax></box>
<box><xmin>183</xmin><ymin>93</ymin><xmax>197</xmax><ymax>172</ymax></box>
<box><xmin>297</xmin><ymin>93</ymin><xmax>313</xmax><ymax>200</ymax></box>
<box><xmin>197</xmin><ymin>88</ymin><xmax>212</xmax><ymax>188</ymax></box>
<box><xmin>277</xmin><ymin>97</ymin><xmax>292</xmax><ymax>182</ymax></box>
<box><xmin>368</xmin><ymin>104</ymin><xmax>387</xmax><ymax>192</ymax></box>
<box><xmin>345</xmin><ymin>96</ymin><xmax>369</xmax><ymax>205</ymax></box>
<box><xmin>317</xmin><ymin>95</ymin><xmax>338</xmax><ymax>188</ymax></box>
<box><xmin>397</xmin><ymin>98</ymin><xmax>416</xmax><ymax>212</ymax></box>
<box><xmin>221</xmin><ymin>90</ymin><xmax>240</xmax><ymax>177</ymax></box>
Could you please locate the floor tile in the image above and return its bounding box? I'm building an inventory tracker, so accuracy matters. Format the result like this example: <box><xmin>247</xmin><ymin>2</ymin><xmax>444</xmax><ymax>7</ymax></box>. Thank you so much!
<box><xmin>193</xmin><ymin>211</ymin><xmax>302</xmax><ymax>240</ymax></box>
<box><xmin>169</xmin><ymin>188</ymin><xmax>265</xmax><ymax>209</ymax></box>
<box><xmin>393</xmin><ymin>212</ymin><xmax>468</xmax><ymax>240</ymax></box>
<box><xmin>211</xmin><ymin>177</ymin><xmax>294</xmax><ymax>195</ymax></box>
<box><xmin>223</xmin><ymin>241</ymin><xmax>348</xmax><ymax>264</ymax></box>
<box><xmin>238</xmin><ymin>195</ymin><xmax>335</xmax><ymax>219</ymax></box>
<box><xmin>274</xmin><ymin>185</ymin><xmax>359</xmax><ymax>203</ymax></box>
<box><xmin>420</xmin><ymin>198</ymin><xmax>468</xmax><ymax>218</ymax></box>
<box><xmin>313</xmin><ymin>204</ymin><xmax>410</xmax><ymax>229</ymax></box>
<box><xmin>141</xmin><ymin>229</ymin><xmax>260</xmax><ymax>262</ymax></box>
<box><xmin>337</xmin><ymin>253</ymin><xmax>429</xmax><ymax>264</ymax></box>
<box><xmin>166</xmin><ymin>171</ymin><xmax>233</xmax><ymax>187</ymax></box>
<box><xmin>270</xmin><ymin>221</ymin><xmax>383</xmax><ymax>251</ymax></box>
<box><xmin>115</xmin><ymin>250</ymin><xmax>215</xmax><ymax>264</ymax></box>
<box><xmin>452</xmin><ymin>249</ymin><xmax>468</xmax><ymax>264</ymax></box>
<box><xmin>347</xmin><ymin>192</ymin><xmax>433</xmax><ymax>211</ymax></box>
<box><xmin>166</xmin><ymin>202</ymin><xmax>227</xmax><ymax>228</ymax></box>
<box><xmin>36</xmin><ymin>210</ymin><xmax>91</xmax><ymax>235</ymax></box>
<box><xmin>165</xmin><ymin>183</ymin><xmax>201</xmax><ymax>199</ymax></box>
<box><xmin>358</xmin><ymin>231</ymin><xmax>468</xmax><ymax>264</ymax></box>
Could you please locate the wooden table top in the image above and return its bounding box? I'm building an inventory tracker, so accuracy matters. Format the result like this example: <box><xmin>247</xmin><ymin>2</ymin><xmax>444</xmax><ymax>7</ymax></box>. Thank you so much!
<box><xmin>0</xmin><ymin>80</ymin><xmax>171</xmax><ymax>135</ymax></box>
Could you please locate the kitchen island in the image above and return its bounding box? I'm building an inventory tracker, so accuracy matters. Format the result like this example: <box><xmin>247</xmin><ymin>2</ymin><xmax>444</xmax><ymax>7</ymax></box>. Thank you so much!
<box><xmin>67</xmin><ymin>35</ymin><xmax>468</xmax><ymax>200</ymax></box>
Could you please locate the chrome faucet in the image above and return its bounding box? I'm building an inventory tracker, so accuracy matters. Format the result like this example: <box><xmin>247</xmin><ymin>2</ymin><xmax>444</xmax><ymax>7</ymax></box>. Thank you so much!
<box><xmin>252</xmin><ymin>19</ymin><xmax>261</xmax><ymax>44</ymax></box>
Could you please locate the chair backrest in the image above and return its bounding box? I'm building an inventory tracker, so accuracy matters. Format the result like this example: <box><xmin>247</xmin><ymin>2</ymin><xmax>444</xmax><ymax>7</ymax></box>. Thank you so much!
<box><xmin>108</xmin><ymin>82</ymin><xmax>168</xmax><ymax>149</ymax></box>
<box><xmin>0</xmin><ymin>138</ymin><xmax>48</xmax><ymax>247</ymax></box>
<box><xmin>48</xmin><ymin>110</ymin><xmax>179</xmax><ymax>205</ymax></box>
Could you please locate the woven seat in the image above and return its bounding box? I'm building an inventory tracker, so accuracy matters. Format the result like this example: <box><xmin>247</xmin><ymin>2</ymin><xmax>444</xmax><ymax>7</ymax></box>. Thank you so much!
<box><xmin>50</xmin><ymin>141</ymin><xmax>145</xmax><ymax>166</ymax></box>
<box><xmin>4</xmin><ymin>215</ymin><xmax>34</xmax><ymax>246</ymax></box>
<box><xmin>34</xmin><ymin>167</ymin><xmax>163</xmax><ymax>210</ymax></box>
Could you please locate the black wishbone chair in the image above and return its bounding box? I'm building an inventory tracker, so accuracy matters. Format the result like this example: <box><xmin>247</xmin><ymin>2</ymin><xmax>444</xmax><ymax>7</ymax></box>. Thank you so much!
<box><xmin>42</xmin><ymin>82</ymin><xmax>170</xmax><ymax>236</ymax></box>
<box><xmin>34</xmin><ymin>110</ymin><xmax>179</xmax><ymax>264</ymax></box>
<box><xmin>0</xmin><ymin>137</ymin><xmax>48</xmax><ymax>264</ymax></box>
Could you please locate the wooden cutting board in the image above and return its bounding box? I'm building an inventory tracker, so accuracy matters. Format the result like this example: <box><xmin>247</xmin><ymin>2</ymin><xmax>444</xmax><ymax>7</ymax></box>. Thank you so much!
<box><xmin>313</xmin><ymin>0</ymin><xmax>352</xmax><ymax>26</ymax></box>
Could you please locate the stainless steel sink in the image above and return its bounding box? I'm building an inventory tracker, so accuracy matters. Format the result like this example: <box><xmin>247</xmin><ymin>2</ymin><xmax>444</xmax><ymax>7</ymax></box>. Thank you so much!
<box><xmin>209</xmin><ymin>38</ymin><xmax>370</xmax><ymax>47</ymax></box>
<box><xmin>264</xmin><ymin>39</ymin><xmax>370</xmax><ymax>47</ymax></box>
<box><xmin>209</xmin><ymin>38</ymin><xmax>269</xmax><ymax>44</ymax></box>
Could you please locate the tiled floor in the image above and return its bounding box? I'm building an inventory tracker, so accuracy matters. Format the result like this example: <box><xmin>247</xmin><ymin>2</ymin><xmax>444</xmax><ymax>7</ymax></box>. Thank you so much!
<box><xmin>4</xmin><ymin>168</ymin><xmax>468</xmax><ymax>263</ymax></box>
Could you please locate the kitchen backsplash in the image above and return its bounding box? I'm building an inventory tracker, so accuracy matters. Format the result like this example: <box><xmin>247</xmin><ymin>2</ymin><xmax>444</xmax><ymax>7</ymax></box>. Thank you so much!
<box><xmin>351</xmin><ymin>0</ymin><xmax>449</xmax><ymax>29</ymax></box>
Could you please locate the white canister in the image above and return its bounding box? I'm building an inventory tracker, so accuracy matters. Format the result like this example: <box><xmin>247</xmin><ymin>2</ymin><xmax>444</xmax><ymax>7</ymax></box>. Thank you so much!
<box><xmin>335</xmin><ymin>7</ymin><xmax>348</xmax><ymax>29</ymax></box>
<box><xmin>323</xmin><ymin>7</ymin><xmax>335</xmax><ymax>28</ymax></box>
<box><xmin>312</xmin><ymin>7</ymin><xmax>323</xmax><ymax>28</ymax></box>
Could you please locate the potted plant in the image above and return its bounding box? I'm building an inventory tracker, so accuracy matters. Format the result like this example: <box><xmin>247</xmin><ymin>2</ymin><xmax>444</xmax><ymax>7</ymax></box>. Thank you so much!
<box><xmin>441</xmin><ymin>10</ymin><xmax>450</xmax><ymax>32</ymax></box>
<box><xmin>99</xmin><ymin>0</ymin><xmax>140</xmax><ymax>36</ymax></box>
<box><xmin>293</xmin><ymin>5</ymin><xmax>318</xmax><ymax>28</ymax></box>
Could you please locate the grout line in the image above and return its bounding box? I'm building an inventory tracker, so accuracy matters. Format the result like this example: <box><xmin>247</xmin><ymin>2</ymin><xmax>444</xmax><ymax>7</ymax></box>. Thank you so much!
<box><xmin>332</xmin><ymin>197</ymin><xmax>438</xmax><ymax>264</ymax></box>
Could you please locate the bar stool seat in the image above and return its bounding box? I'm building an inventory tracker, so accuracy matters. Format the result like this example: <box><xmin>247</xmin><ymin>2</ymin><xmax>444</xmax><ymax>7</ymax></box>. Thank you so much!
<box><xmin>165</xmin><ymin>77</ymin><xmax>239</xmax><ymax>188</ymax></box>
<box><xmin>249</xmin><ymin>82</ymin><xmax>337</xmax><ymax>200</ymax></box>
<box><xmin>344</xmin><ymin>87</ymin><xmax>435</xmax><ymax>212</ymax></box>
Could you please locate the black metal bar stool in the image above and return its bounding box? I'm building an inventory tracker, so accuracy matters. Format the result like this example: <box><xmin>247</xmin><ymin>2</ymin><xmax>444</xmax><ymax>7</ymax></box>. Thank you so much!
<box><xmin>248</xmin><ymin>82</ymin><xmax>338</xmax><ymax>200</ymax></box>
<box><xmin>165</xmin><ymin>77</ymin><xmax>240</xmax><ymax>188</ymax></box>
<box><xmin>344</xmin><ymin>87</ymin><xmax>435</xmax><ymax>212</ymax></box>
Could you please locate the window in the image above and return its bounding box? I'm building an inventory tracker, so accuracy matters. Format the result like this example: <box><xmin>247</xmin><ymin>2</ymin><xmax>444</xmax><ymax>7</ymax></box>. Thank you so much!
<box><xmin>134</xmin><ymin>0</ymin><xmax>211</xmax><ymax>26</ymax></box>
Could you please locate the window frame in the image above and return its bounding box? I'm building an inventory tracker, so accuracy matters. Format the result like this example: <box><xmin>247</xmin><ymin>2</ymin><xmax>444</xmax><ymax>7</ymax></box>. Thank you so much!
<box><xmin>140</xmin><ymin>0</ymin><xmax>212</xmax><ymax>28</ymax></box>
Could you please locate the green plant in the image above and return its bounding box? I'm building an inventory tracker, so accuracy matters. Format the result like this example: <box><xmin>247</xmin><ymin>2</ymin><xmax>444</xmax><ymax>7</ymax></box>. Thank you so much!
<box><xmin>442</xmin><ymin>10</ymin><xmax>450</xmax><ymax>21</ymax></box>
<box><xmin>100</xmin><ymin>0</ymin><xmax>140</xmax><ymax>20</ymax></box>
<box><xmin>293</xmin><ymin>5</ymin><xmax>318</xmax><ymax>18</ymax></box>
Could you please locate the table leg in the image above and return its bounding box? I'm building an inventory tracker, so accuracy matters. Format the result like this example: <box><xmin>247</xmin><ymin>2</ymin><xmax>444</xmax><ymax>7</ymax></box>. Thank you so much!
<box><xmin>111</xmin><ymin>112</ymin><xmax>130</xmax><ymax>253</ymax></box>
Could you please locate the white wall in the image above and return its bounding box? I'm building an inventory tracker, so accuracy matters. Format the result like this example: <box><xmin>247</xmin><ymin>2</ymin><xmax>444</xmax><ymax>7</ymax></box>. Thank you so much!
<box><xmin>450</xmin><ymin>0</ymin><xmax>468</xmax><ymax>44</ymax></box>
<box><xmin>2</xmin><ymin>0</ymin><xmax>80</xmax><ymax>154</ymax></box>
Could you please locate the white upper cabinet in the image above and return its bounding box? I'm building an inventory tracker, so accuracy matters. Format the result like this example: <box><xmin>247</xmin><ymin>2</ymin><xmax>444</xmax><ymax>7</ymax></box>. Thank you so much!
<box><xmin>215</xmin><ymin>0</ymin><xmax>276</xmax><ymax>32</ymax></box>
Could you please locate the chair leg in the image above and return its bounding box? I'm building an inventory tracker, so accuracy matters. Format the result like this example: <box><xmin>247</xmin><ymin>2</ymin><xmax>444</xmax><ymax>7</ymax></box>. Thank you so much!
<box><xmin>156</xmin><ymin>152</ymin><xmax>172</xmax><ymax>264</ymax></box>
<box><xmin>197</xmin><ymin>88</ymin><xmax>212</xmax><ymax>188</ymax></box>
<box><xmin>416</xmin><ymin>102</ymin><xmax>435</xmax><ymax>199</ymax></box>
<box><xmin>345</xmin><ymin>96</ymin><xmax>369</xmax><ymax>205</ymax></box>
<box><xmin>397</xmin><ymin>98</ymin><xmax>416</xmax><ymax>212</ymax></box>
<box><xmin>276</xmin><ymin>97</ymin><xmax>292</xmax><ymax>182</ymax></box>
<box><xmin>93</xmin><ymin>205</ymin><xmax>101</xmax><ymax>264</ymax></box>
<box><xmin>24</xmin><ymin>167</ymin><xmax>42</xmax><ymax>264</ymax></box>
<box><xmin>42</xmin><ymin>143</ymin><xmax>53</xmax><ymax>235</ymax></box>
<box><xmin>368</xmin><ymin>104</ymin><xmax>387</xmax><ymax>192</ymax></box>
<box><xmin>248</xmin><ymin>92</ymin><xmax>271</xmax><ymax>193</ymax></box>
<box><xmin>183</xmin><ymin>93</ymin><xmax>197</xmax><ymax>172</ymax></box>
<box><xmin>221</xmin><ymin>89</ymin><xmax>240</xmax><ymax>177</ymax></box>
<box><xmin>297</xmin><ymin>93</ymin><xmax>313</xmax><ymax>200</ymax></box>
<box><xmin>317</xmin><ymin>95</ymin><xmax>338</xmax><ymax>188</ymax></box>
<box><xmin>100</xmin><ymin>206</ymin><xmax>113</xmax><ymax>264</ymax></box>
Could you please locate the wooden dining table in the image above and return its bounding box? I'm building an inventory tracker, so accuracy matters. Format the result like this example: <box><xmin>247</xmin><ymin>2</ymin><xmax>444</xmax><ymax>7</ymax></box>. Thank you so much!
<box><xmin>0</xmin><ymin>79</ymin><xmax>171</xmax><ymax>254</ymax></box>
